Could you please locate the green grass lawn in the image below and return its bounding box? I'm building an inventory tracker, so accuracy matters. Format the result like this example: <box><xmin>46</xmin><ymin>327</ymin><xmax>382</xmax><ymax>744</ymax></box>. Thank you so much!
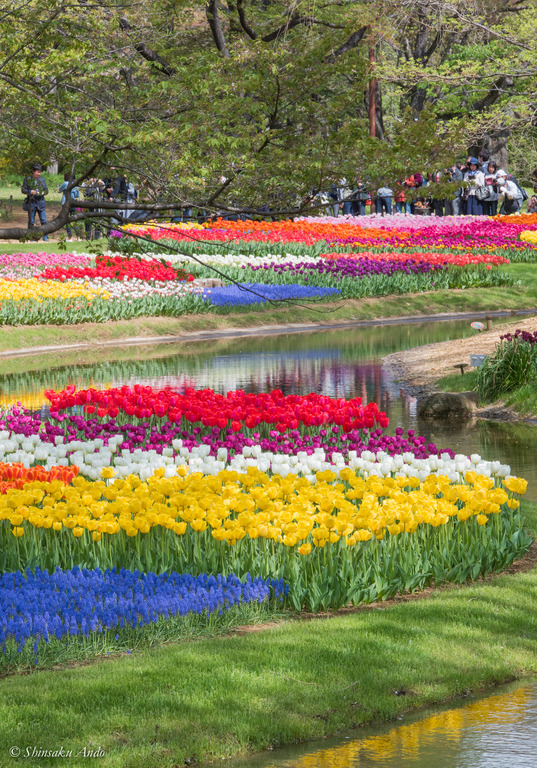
<box><xmin>436</xmin><ymin>370</ymin><xmax>479</xmax><ymax>393</ymax></box>
<box><xmin>0</xmin><ymin>503</ymin><xmax>535</xmax><ymax>768</ymax></box>
<box><xmin>0</xmin><ymin>239</ymin><xmax>105</xmax><ymax>251</ymax></box>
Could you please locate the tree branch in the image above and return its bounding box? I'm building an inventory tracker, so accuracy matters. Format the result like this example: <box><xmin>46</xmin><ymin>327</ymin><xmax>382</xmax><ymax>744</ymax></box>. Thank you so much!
<box><xmin>119</xmin><ymin>16</ymin><xmax>176</xmax><ymax>75</ymax></box>
<box><xmin>324</xmin><ymin>25</ymin><xmax>368</xmax><ymax>62</ymax></box>
<box><xmin>236</xmin><ymin>0</ymin><xmax>257</xmax><ymax>39</ymax></box>
<box><xmin>206</xmin><ymin>0</ymin><xmax>230</xmax><ymax>57</ymax></box>
<box><xmin>262</xmin><ymin>16</ymin><xmax>345</xmax><ymax>43</ymax></box>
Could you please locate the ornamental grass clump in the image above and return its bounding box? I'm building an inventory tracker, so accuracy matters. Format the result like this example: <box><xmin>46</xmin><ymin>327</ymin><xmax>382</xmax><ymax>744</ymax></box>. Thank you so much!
<box><xmin>477</xmin><ymin>331</ymin><xmax>537</xmax><ymax>401</ymax></box>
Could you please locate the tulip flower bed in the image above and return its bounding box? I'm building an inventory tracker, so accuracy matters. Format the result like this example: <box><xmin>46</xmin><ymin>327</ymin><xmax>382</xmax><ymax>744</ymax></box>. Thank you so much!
<box><xmin>0</xmin><ymin>252</ymin><xmax>92</xmax><ymax>281</ymax></box>
<box><xmin>122</xmin><ymin>215</ymin><xmax>537</xmax><ymax>261</ymax></box>
<box><xmin>39</xmin><ymin>254</ymin><xmax>194</xmax><ymax>283</ymax></box>
<box><xmin>0</xmin><ymin>291</ymin><xmax>208</xmax><ymax>326</ymax></box>
<box><xmin>0</xmin><ymin>240</ymin><xmax>519</xmax><ymax>323</ymax></box>
<box><xmin>0</xmin><ymin>386</ymin><xmax>530</xmax><ymax>624</ymax></box>
<box><xmin>321</xmin><ymin>251</ymin><xmax>510</xmax><ymax>267</ymax></box>
<box><xmin>0</xmin><ymin>569</ymin><xmax>286</xmax><ymax>670</ymax></box>
<box><xmin>202</xmin><ymin>260</ymin><xmax>513</xmax><ymax>304</ymax></box>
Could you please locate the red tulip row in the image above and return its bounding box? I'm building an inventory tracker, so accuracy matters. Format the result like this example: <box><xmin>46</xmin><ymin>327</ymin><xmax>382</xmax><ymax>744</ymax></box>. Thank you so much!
<box><xmin>46</xmin><ymin>385</ymin><xmax>389</xmax><ymax>431</ymax></box>
<box><xmin>38</xmin><ymin>255</ymin><xmax>193</xmax><ymax>283</ymax></box>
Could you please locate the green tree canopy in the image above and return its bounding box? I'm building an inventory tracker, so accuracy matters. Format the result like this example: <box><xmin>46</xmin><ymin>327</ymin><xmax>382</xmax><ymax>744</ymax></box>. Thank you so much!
<box><xmin>0</xmin><ymin>0</ymin><xmax>535</xmax><ymax>238</ymax></box>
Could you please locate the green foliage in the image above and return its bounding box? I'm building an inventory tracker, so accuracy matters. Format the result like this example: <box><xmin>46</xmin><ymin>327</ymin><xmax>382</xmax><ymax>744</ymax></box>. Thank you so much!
<box><xmin>0</xmin><ymin>503</ymin><xmax>530</xmax><ymax>613</ymax></box>
<box><xmin>0</xmin><ymin>0</ymin><xmax>533</xmax><ymax>229</ymax></box>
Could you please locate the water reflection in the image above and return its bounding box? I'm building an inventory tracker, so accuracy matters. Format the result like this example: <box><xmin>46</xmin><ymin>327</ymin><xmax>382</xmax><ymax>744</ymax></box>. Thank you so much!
<box><xmin>232</xmin><ymin>683</ymin><xmax>537</xmax><ymax>768</ymax></box>
<box><xmin>1</xmin><ymin>318</ymin><xmax>536</xmax><ymax>499</ymax></box>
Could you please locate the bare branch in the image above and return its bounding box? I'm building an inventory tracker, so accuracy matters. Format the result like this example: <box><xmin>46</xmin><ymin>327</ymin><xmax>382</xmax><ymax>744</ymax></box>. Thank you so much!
<box><xmin>119</xmin><ymin>16</ymin><xmax>176</xmax><ymax>75</ymax></box>
<box><xmin>263</xmin><ymin>15</ymin><xmax>345</xmax><ymax>43</ymax></box>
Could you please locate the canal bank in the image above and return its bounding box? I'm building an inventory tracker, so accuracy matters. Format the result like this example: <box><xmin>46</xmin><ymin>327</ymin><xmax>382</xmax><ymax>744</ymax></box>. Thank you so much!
<box><xmin>227</xmin><ymin>679</ymin><xmax>537</xmax><ymax>768</ymax></box>
<box><xmin>383</xmin><ymin>316</ymin><xmax>537</xmax><ymax>420</ymax></box>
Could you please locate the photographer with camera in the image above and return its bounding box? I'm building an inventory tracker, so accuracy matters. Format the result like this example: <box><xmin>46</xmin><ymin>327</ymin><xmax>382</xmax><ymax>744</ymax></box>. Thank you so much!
<box><xmin>21</xmin><ymin>163</ymin><xmax>49</xmax><ymax>240</ymax></box>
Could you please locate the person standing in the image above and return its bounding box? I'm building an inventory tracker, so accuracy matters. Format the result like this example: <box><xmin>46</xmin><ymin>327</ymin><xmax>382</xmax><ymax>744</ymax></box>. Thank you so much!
<box><xmin>496</xmin><ymin>170</ymin><xmax>523</xmax><ymax>215</ymax></box>
<box><xmin>21</xmin><ymin>163</ymin><xmax>49</xmax><ymax>240</ymax></box>
<box><xmin>394</xmin><ymin>181</ymin><xmax>409</xmax><ymax>214</ymax></box>
<box><xmin>482</xmin><ymin>161</ymin><xmax>499</xmax><ymax>216</ymax></box>
<box><xmin>81</xmin><ymin>178</ymin><xmax>105</xmax><ymax>239</ymax></box>
<box><xmin>339</xmin><ymin>179</ymin><xmax>352</xmax><ymax>216</ymax></box>
<box><xmin>463</xmin><ymin>158</ymin><xmax>485</xmax><ymax>215</ymax></box>
<box><xmin>112</xmin><ymin>175</ymin><xmax>137</xmax><ymax>219</ymax></box>
<box><xmin>478</xmin><ymin>150</ymin><xmax>490</xmax><ymax>174</ymax></box>
<box><xmin>375</xmin><ymin>185</ymin><xmax>393</xmax><ymax>215</ymax></box>
<box><xmin>328</xmin><ymin>184</ymin><xmax>341</xmax><ymax>217</ymax></box>
<box><xmin>351</xmin><ymin>180</ymin><xmax>368</xmax><ymax>216</ymax></box>
<box><xmin>446</xmin><ymin>163</ymin><xmax>464</xmax><ymax>215</ymax></box>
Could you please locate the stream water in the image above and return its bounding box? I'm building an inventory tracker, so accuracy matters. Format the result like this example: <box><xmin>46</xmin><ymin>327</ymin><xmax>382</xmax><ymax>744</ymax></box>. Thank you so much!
<box><xmin>1</xmin><ymin>316</ymin><xmax>536</xmax><ymax>499</ymax></box>
<box><xmin>227</xmin><ymin>681</ymin><xmax>537</xmax><ymax>768</ymax></box>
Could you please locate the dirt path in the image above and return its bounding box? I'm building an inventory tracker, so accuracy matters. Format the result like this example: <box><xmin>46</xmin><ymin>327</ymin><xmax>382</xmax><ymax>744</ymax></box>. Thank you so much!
<box><xmin>383</xmin><ymin>316</ymin><xmax>537</xmax><ymax>396</ymax></box>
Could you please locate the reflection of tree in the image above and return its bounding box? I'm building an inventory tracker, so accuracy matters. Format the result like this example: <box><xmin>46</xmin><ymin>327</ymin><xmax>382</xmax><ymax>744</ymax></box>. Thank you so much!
<box><xmin>0</xmin><ymin>319</ymin><xmax>479</xmax><ymax>398</ymax></box>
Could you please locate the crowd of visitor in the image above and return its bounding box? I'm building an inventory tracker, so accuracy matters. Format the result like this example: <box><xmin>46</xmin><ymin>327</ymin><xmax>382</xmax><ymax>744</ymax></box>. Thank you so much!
<box><xmin>19</xmin><ymin>151</ymin><xmax>537</xmax><ymax>239</ymax></box>
<box><xmin>326</xmin><ymin>151</ymin><xmax>534</xmax><ymax>218</ymax></box>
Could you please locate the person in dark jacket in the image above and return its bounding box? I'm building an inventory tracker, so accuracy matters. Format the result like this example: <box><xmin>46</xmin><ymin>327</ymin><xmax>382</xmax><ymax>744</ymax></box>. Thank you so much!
<box><xmin>21</xmin><ymin>163</ymin><xmax>49</xmax><ymax>240</ymax></box>
<box><xmin>351</xmin><ymin>180</ymin><xmax>368</xmax><ymax>216</ymax></box>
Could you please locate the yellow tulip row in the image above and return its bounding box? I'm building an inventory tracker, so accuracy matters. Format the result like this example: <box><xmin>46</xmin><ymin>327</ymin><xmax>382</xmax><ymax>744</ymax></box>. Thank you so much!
<box><xmin>0</xmin><ymin>278</ymin><xmax>108</xmax><ymax>303</ymax></box>
<box><xmin>0</xmin><ymin>466</ymin><xmax>526</xmax><ymax>550</ymax></box>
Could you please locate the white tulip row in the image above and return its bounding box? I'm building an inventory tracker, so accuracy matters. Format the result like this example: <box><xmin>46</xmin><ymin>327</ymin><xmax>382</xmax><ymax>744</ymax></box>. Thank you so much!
<box><xmin>71</xmin><ymin>277</ymin><xmax>204</xmax><ymax>301</ymax></box>
<box><xmin>94</xmin><ymin>251</ymin><xmax>325</xmax><ymax>268</ymax></box>
<box><xmin>0</xmin><ymin>430</ymin><xmax>513</xmax><ymax>484</ymax></box>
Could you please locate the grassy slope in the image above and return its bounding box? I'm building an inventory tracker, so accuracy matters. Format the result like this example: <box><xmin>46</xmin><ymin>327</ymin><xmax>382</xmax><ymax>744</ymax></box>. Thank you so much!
<box><xmin>1</xmin><ymin>502</ymin><xmax>536</xmax><ymax>768</ymax></box>
<box><xmin>437</xmin><ymin>373</ymin><xmax>537</xmax><ymax>418</ymax></box>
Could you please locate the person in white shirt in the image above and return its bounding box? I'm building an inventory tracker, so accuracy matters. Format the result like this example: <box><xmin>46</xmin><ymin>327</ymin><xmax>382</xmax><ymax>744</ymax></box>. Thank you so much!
<box><xmin>496</xmin><ymin>170</ymin><xmax>523</xmax><ymax>215</ymax></box>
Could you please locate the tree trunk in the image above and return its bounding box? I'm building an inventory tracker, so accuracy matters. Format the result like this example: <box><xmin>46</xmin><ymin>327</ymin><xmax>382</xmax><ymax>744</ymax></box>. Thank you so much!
<box><xmin>47</xmin><ymin>161</ymin><xmax>59</xmax><ymax>175</ymax></box>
